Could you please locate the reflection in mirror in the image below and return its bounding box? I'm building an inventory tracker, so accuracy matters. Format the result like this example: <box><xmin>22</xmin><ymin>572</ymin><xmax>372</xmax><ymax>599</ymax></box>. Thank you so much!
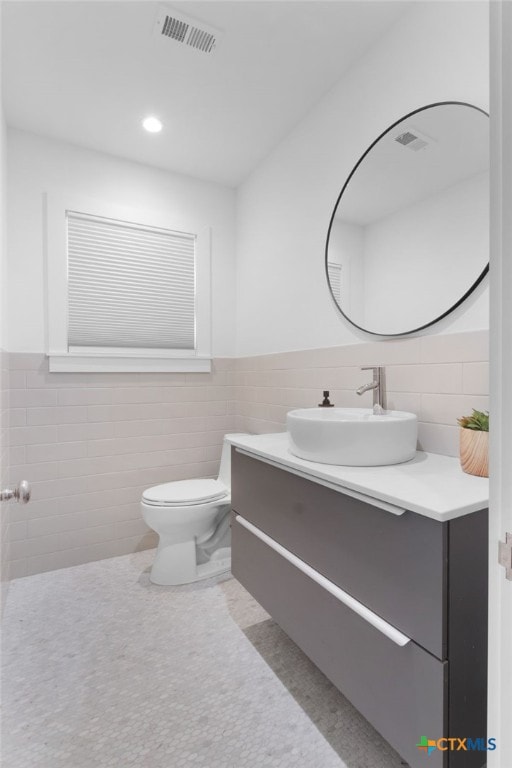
<box><xmin>326</xmin><ymin>102</ymin><xmax>489</xmax><ymax>336</ymax></box>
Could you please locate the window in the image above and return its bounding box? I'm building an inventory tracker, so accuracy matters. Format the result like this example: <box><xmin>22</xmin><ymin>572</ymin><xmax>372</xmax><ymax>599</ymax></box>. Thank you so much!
<box><xmin>45</xmin><ymin>194</ymin><xmax>211</xmax><ymax>372</ymax></box>
<box><xmin>327</xmin><ymin>261</ymin><xmax>342</xmax><ymax>303</ymax></box>
<box><xmin>67</xmin><ymin>213</ymin><xmax>196</xmax><ymax>351</ymax></box>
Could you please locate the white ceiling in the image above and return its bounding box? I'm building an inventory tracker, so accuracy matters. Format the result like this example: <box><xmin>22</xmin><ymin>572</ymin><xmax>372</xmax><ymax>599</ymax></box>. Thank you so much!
<box><xmin>2</xmin><ymin>1</ymin><xmax>408</xmax><ymax>187</ymax></box>
<box><xmin>336</xmin><ymin>103</ymin><xmax>489</xmax><ymax>225</ymax></box>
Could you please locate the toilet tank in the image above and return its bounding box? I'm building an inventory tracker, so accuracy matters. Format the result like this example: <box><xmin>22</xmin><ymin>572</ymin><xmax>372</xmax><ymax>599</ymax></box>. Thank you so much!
<box><xmin>218</xmin><ymin>434</ymin><xmax>246</xmax><ymax>487</ymax></box>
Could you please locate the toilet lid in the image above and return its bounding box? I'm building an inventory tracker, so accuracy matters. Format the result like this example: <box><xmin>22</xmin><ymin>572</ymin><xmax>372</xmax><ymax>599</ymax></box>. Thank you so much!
<box><xmin>142</xmin><ymin>479</ymin><xmax>229</xmax><ymax>506</ymax></box>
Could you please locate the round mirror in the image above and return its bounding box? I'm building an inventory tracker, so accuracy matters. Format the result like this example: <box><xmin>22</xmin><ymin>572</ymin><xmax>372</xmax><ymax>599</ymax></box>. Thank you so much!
<box><xmin>325</xmin><ymin>102</ymin><xmax>489</xmax><ymax>336</ymax></box>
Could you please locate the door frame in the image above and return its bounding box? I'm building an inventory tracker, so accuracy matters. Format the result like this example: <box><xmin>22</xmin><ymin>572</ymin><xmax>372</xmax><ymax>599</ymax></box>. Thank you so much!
<box><xmin>488</xmin><ymin>2</ymin><xmax>512</xmax><ymax>765</ymax></box>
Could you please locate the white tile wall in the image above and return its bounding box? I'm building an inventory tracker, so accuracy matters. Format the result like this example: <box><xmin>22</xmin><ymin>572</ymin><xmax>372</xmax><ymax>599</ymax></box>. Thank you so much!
<box><xmin>3</xmin><ymin>330</ymin><xmax>489</xmax><ymax>579</ymax></box>
<box><xmin>5</xmin><ymin>353</ymin><xmax>236</xmax><ymax>578</ymax></box>
<box><xmin>233</xmin><ymin>330</ymin><xmax>489</xmax><ymax>462</ymax></box>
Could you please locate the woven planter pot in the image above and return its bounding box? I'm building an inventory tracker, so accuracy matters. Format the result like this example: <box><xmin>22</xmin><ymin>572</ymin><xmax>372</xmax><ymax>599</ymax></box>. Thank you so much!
<box><xmin>459</xmin><ymin>428</ymin><xmax>489</xmax><ymax>478</ymax></box>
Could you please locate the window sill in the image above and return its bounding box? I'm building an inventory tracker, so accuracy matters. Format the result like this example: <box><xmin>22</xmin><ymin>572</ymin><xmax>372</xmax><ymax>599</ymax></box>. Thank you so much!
<box><xmin>48</xmin><ymin>354</ymin><xmax>212</xmax><ymax>374</ymax></box>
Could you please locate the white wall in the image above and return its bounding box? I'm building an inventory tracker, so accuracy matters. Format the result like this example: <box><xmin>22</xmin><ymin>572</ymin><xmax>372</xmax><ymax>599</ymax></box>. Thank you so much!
<box><xmin>236</xmin><ymin>1</ymin><xmax>489</xmax><ymax>356</ymax></box>
<box><xmin>6</xmin><ymin>129</ymin><xmax>237</xmax><ymax>356</ymax></box>
<box><xmin>363</xmin><ymin>171</ymin><xmax>489</xmax><ymax>333</ymax></box>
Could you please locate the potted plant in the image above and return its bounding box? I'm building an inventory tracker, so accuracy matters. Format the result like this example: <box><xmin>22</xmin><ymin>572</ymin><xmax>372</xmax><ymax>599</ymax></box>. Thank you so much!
<box><xmin>457</xmin><ymin>409</ymin><xmax>489</xmax><ymax>477</ymax></box>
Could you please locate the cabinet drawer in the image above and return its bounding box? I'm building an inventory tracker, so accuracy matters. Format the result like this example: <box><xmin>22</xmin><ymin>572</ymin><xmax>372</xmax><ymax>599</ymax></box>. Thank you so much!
<box><xmin>232</xmin><ymin>514</ymin><xmax>447</xmax><ymax>768</ymax></box>
<box><xmin>232</xmin><ymin>448</ymin><xmax>447</xmax><ymax>658</ymax></box>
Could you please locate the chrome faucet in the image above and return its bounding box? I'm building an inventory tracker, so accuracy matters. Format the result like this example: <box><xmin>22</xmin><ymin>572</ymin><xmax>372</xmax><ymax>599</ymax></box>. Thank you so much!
<box><xmin>356</xmin><ymin>366</ymin><xmax>386</xmax><ymax>414</ymax></box>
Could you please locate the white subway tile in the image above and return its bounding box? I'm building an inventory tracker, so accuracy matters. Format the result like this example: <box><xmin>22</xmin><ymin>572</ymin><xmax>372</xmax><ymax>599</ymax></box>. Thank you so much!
<box><xmin>58</xmin><ymin>456</ymin><xmax>121</xmax><ymax>479</ymax></box>
<box><xmin>10</xmin><ymin>532</ymin><xmax>63</xmax><ymax>559</ymax></box>
<box><xmin>25</xmin><ymin>478</ymin><xmax>72</xmax><ymax>501</ymax></box>
<box><xmin>26</xmin><ymin>441</ymin><xmax>88</xmax><ymax>464</ymax></box>
<box><xmin>7</xmin><ymin>521</ymin><xmax>27</xmax><ymax>542</ymax></box>
<box><xmin>26</xmin><ymin>505</ymin><xmax>140</xmax><ymax>537</ymax></box>
<box><xmin>334</xmin><ymin>339</ymin><xmax>422</xmax><ymax>367</ymax></box>
<box><xmin>24</xmin><ymin>549</ymin><xmax>87</xmax><ymax>576</ymax></box>
<box><xmin>380</xmin><ymin>392</ymin><xmax>421</xmax><ymax>414</ymax></box>
<box><xmin>60</xmin><ymin>524</ymin><xmax>117</xmax><ymax>550</ymax></box>
<box><xmin>8</xmin><ymin>445</ymin><xmax>26</xmax><ymax>465</ymax></box>
<box><xmin>8</xmin><ymin>371</ymin><xmax>26</xmax><ymax>389</ymax></box>
<box><xmin>57</xmin><ymin>388</ymin><xmax>113</xmax><ymax>406</ymax></box>
<box><xmin>8</xmin><ymin>409</ymin><xmax>26</xmax><ymax>427</ymax></box>
<box><xmin>113</xmin><ymin>419</ymin><xmax>162</xmax><ymax>438</ymax></box>
<box><xmin>51</xmin><ymin>488</ymin><xmax>139</xmax><ymax>517</ymax></box>
<box><xmin>9</xmin><ymin>497</ymin><xmax>59</xmax><ymax>522</ymax></box>
<box><xmin>27</xmin><ymin>514</ymin><xmax>77</xmax><ymax>538</ymax></box>
<box><xmin>9</xmin><ymin>425</ymin><xmax>58</xmax><ymax>446</ymax></box>
<box><xmin>88</xmin><ymin>433</ymin><xmax>182</xmax><ymax>458</ymax></box>
<box><xmin>10</xmin><ymin>389</ymin><xmax>58</xmax><ymax>408</ymax></box>
<box><xmin>87</xmin><ymin>400</ymin><xmax>228</xmax><ymax>423</ymax></box>
<box><xmin>420</xmin><ymin>394</ymin><xmax>489</xmax><ymax>426</ymax></box>
<box><xmin>58</xmin><ymin>446</ymin><xmax>207</xmax><ymax>479</ymax></box>
<box><xmin>26</xmin><ymin>371</ymin><xmax>121</xmax><ymax>389</ymax></box>
<box><xmin>57</xmin><ymin>422</ymin><xmax>115</xmax><ymax>443</ymax></box>
<box><xmin>386</xmin><ymin>364</ymin><xmax>463</xmax><ymax>394</ymax></box>
<box><xmin>113</xmin><ymin>415</ymin><xmax>235</xmax><ymax>439</ymax></box>
<box><xmin>243</xmin><ymin>417</ymin><xmax>285</xmax><ymax>435</ymax></box>
<box><xmin>94</xmin><ymin>503</ymin><xmax>142</xmax><ymax>524</ymax></box>
<box><xmin>183</xmin><ymin>430</ymin><xmax>227</xmax><ymax>449</ymax></box>
<box><xmin>8</xmin><ymin>353</ymin><xmax>45</xmax><ymax>371</ymax></box>
<box><xmin>114</xmin><ymin>533</ymin><xmax>158</xmax><ymax>554</ymax></box>
<box><xmin>8</xmin><ymin>559</ymin><xmax>27</xmax><ymax>579</ymax></box>
<box><xmin>213</xmin><ymin>358</ymin><xmax>234</xmax><ymax>371</ymax></box>
<box><xmin>30</xmin><ymin>463</ymin><xmax>207</xmax><ymax>500</ymax></box>
<box><xmin>84</xmin><ymin>534</ymin><xmax>153</xmax><ymax>561</ymax></box>
<box><xmin>10</xmin><ymin>461</ymin><xmax>60</xmax><ymax>483</ymax></box>
<box><xmin>114</xmin><ymin>518</ymin><xmax>151</xmax><ymax>539</ymax></box>
<box><xmin>86</xmin><ymin>404</ymin><xmax>134</xmax><ymax>422</ymax></box>
<box><xmin>462</xmin><ymin>362</ymin><xmax>489</xmax><ymax>395</ymax></box>
<box><xmin>27</xmin><ymin>406</ymin><xmax>88</xmax><ymax>426</ymax></box>
<box><xmin>110</xmin><ymin>387</ymin><xmax>157</xmax><ymax>405</ymax></box>
<box><xmin>185</xmin><ymin>371</ymin><xmax>228</xmax><ymax>387</ymax></box>
<box><xmin>188</xmin><ymin>386</ymin><xmax>230</xmax><ymax>402</ymax></box>
<box><xmin>111</xmin><ymin>386</ymin><xmax>189</xmax><ymax>405</ymax></box>
<box><xmin>268</xmin><ymin>388</ymin><xmax>317</xmax><ymax>408</ymax></box>
<box><xmin>417</xmin><ymin>423</ymin><xmax>459</xmax><ymax>457</ymax></box>
<box><xmin>420</xmin><ymin>331</ymin><xmax>488</xmax><ymax>364</ymax></box>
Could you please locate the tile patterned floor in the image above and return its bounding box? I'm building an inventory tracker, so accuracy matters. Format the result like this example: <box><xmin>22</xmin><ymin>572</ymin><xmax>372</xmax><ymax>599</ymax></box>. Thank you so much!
<box><xmin>1</xmin><ymin>550</ymin><xmax>408</xmax><ymax>768</ymax></box>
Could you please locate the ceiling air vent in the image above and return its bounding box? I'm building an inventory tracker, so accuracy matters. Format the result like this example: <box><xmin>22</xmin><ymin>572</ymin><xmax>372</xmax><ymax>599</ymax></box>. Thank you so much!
<box><xmin>394</xmin><ymin>127</ymin><xmax>432</xmax><ymax>152</ymax></box>
<box><xmin>153</xmin><ymin>6</ymin><xmax>222</xmax><ymax>54</ymax></box>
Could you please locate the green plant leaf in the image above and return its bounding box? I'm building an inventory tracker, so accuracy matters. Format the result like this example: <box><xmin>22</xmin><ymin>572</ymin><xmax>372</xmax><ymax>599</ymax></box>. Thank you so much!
<box><xmin>457</xmin><ymin>409</ymin><xmax>489</xmax><ymax>432</ymax></box>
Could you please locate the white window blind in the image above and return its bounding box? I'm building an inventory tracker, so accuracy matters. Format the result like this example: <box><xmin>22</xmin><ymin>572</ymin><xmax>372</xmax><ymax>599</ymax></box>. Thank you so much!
<box><xmin>67</xmin><ymin>212</ymin><xmax>196</xmax><ymax>350</ymax></box>
<box><xmin>327</xmin><ymin>262</ymin><xmax>342</xmax><ymax>302</ymax></box>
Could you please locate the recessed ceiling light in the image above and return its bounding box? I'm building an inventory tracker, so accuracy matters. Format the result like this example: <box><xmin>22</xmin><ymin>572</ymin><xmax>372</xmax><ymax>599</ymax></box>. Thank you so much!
<box><xmin>142</xmin><ymin>116</ymin><xmax>163</xmax><ymax>133</ymax></box>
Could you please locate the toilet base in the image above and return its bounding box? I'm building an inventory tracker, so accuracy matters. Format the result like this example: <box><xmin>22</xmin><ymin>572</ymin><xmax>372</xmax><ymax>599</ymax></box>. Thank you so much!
<box><xmin>149</xmin><ymin>538</ymin><xmax>231</xmax><ymax>586</ymax></box>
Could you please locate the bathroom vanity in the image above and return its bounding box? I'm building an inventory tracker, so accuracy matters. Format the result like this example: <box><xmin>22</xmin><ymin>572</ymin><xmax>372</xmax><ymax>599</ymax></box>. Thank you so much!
<box><xmin>229</xmin><ymin>433</ymin><xmax>489</xmax><ymax>768</ymax></box>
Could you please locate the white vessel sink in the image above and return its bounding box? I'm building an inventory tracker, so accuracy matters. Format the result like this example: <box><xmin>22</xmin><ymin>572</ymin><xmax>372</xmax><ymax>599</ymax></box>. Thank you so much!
<box><xmin>287</xmin><ymin>407</ymin><xmax>418</xmax><ymax>466</ymax></box>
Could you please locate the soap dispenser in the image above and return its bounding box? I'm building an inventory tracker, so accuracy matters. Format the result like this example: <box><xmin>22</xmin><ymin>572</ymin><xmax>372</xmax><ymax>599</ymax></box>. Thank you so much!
<box><xmin>318</xmin><ymin>391</ymin><xmax>334</xmax><ymax>407</ymax></box>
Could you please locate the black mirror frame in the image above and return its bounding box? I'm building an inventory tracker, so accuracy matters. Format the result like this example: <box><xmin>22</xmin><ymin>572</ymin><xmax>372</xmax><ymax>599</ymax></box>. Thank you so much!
<box><xmin>325</xmin><ymin>101</ymin><xmax>489</xmax><ymax>338</ymax></box>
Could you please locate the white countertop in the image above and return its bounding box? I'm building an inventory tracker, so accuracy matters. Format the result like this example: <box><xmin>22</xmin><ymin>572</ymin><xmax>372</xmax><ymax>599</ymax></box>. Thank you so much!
<box><xmin>227</xmin><ymin>432</ymin><xmax>489</xmax><ymax>522</ymax></box>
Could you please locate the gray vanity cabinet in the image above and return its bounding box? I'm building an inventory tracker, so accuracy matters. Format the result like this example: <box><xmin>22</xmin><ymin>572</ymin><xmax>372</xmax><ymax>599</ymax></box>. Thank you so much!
<box><xmin>231</xmin><ymin>448</ymin><xmax>488</xmax><ymax>768</ymax></box>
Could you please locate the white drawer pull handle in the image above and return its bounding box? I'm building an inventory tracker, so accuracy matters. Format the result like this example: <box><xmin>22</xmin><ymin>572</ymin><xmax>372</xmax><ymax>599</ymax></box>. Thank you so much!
<box><xmin>234</xmin><ymin>449</ymin><xmax>406</xmax><ymax>515</ymax></box>
<box><xmin>236</xmin><ymin>515</ymin><xmax>410</xmax><ymax>648</ymax></box>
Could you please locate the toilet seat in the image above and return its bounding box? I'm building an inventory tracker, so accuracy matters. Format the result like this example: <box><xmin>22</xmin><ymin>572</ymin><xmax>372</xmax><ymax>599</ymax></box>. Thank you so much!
<box><xmin>142</xmin><ymin>479</ymin><xmax>229</xmax><ymax>507</ymax></box>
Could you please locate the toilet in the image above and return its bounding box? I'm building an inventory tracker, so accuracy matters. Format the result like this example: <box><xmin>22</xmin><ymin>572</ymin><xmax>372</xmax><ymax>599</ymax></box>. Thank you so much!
<box><xmin>141</xmin><ymin>434</ymin><xmax>240</xmax><ymax>585</ymax></box>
